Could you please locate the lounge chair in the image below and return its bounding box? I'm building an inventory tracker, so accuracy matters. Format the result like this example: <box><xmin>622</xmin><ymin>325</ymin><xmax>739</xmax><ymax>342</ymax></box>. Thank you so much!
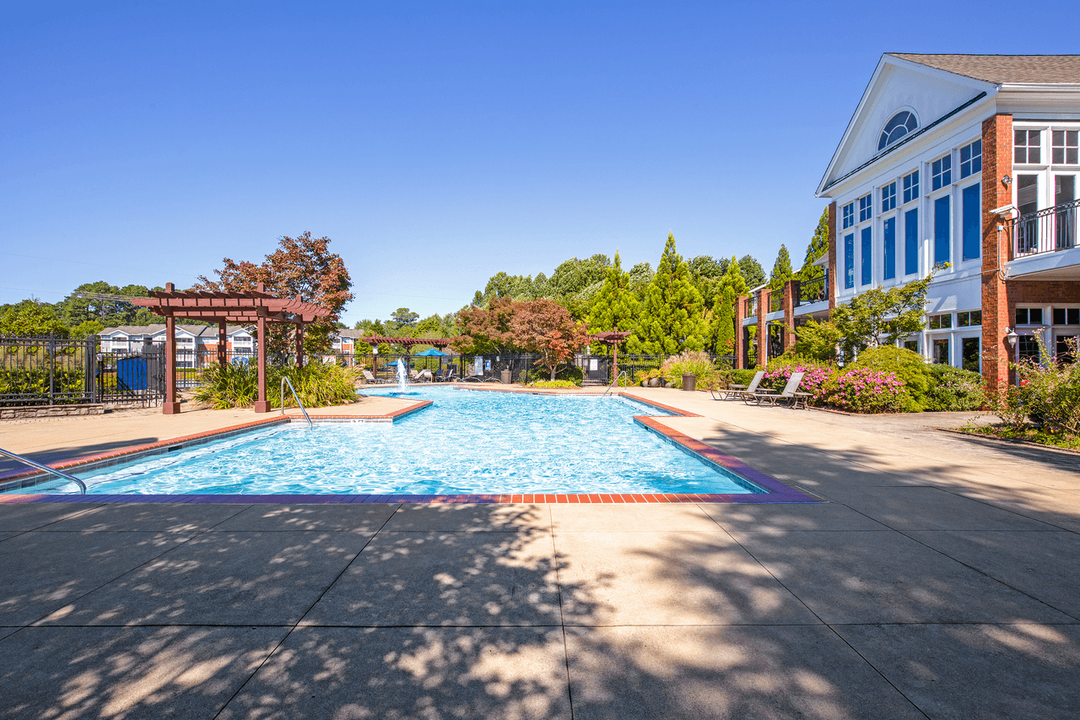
<box><xmin>361</xmin><ymin>369</ymin><xmax>390</xmax><ymax>384</ymax></box>
<box><xmin>711</xmin><ymin>370</ymin><xmax>764</xmax><ymax>401</ymax></box>
<box><xmin>415</xmin><ymin>369</ymin><xmax>434</xmax><ymax>382</ymax></box>
<box><xmin>744</xmin><ymin>372</ymin><xmax>811</xmax><ymax>408</ymax></box>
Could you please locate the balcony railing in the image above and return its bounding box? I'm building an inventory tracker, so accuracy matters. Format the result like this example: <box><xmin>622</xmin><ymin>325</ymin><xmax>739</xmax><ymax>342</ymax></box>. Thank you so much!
<box><xmin>1011</xmin><ymin>199</ymin><xmax>1079</xmax><ymax>258</ymax></box>
<box><xmin>744</xmin><ymin>296</ymin><xmax>757</xmax><ymax>318</ymax></box>
<box><xmin>796</xmin><ymin>272</ymin><xmax>827</xmax><ymax>307</ymax></box>
<box><xmin>768</xmin><ymin>292</ymin><xmax>783</xmax><ymax>313</ymax></box>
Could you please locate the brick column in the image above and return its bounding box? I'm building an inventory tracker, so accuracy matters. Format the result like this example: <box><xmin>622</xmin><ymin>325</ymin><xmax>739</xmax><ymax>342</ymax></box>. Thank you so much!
<box><xmin>734</xmin><ymin>295</ymin><xmax>747</xmax><ymax>369</ymax></box>
<box><xmin>827</xmin><ymin>201</ymin><xmax>838</xmax><ymax>311</ymax></box>
<box><xmin>757</xmin><ymin>288</ymin><xmax>770</xmax><ymax>366</ymax></box>
<box><xmin>783</xmin><ymin>279</ymin><xmax>798</xmax><ymax>353</ymax></box>
<box><xmin>981</xmin><ymin>114</ymin><xmax>1013</xmax><ymax>390</ymax></box>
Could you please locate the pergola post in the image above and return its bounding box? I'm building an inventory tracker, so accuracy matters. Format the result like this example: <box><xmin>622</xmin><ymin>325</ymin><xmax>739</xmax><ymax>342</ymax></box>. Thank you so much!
<box><xmin>164</xmin><ymin>309</ymin><xmax>180</xmax><ymax>414</ymax></box>
<box><xmin>217</xmin><ymin>320</ymin><xmax>227</xmax><ymax>367</ymax></box>
<box><xmin>254</xmin><ymin>313</ymin><xmax>270</xmax><ymax>413</ymax></box>
<box><xmin>296</xmin><ymin>322</ymin><xmax>304</xmax><ymax>369</ymax></box>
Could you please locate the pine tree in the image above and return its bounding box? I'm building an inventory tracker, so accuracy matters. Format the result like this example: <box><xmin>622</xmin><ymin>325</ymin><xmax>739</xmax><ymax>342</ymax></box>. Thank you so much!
<box><xmin>799</xmin><ymin>207</ymin><xmax>830</xmax><ymax>276</ymax></box>
<box><xmin>712</xmin><ymin>286</ymin><xmax>737</xmax><ymax>356</ymax></box>
<box><xmin>586</xmin><ymin>252</ymin><xmax>640</xmax><ymax>353</ymax></box>
<box><xmin>737</xmin><ymin>255</ymin><xmax>766</xmax><ymax>289</ymax></box>
<box><xmin>768</xmin><ymin>244</ymin><xmax>795</xmax><ymax>291</ymax></box>
<box><xmin>637</xmin><ymin>234</ymin><xmax>707</xmax><ymax>355</ymax></box>
<box><xmin>717</xmin><ymin>256</ymin><xmax>749</xmax><ymax>298</ymax></box>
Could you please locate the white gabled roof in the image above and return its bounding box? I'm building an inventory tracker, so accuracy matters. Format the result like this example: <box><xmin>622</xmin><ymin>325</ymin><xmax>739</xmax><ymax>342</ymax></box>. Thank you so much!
<box><xmin>817</xmin><ymin>54</ymin><xmax>997</xmax><ymax>198</ymax></box>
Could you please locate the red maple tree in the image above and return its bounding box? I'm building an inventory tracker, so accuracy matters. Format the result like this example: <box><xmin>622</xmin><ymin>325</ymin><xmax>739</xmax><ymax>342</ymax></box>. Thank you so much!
<box><xmin>196</xmin><ymin>232</ymin><xmax>353</xmax><ymax>355</ymax></box>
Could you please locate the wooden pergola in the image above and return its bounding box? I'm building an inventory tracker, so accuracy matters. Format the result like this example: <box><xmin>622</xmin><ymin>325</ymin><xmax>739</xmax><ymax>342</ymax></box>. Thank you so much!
<box><xmin>133</xmin><ymin>283</ymin><xmax>331</xmax><ymax>414</ymax></box>
<box><xmin>359</xmin><ymin>337</ymin><xmax>454</xmax><ymax>376</ymax></box>
<box><xmin>589</xmin><ymin>330</ymin><xmax>632</xmax><ymax>381</ymax></box>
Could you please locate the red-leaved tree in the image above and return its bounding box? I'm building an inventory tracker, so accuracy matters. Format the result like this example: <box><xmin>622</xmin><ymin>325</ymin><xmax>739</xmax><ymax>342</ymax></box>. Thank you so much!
<box><xmin>196</xmin><ymin>232</ymin><xmax>353</xmax><ymax>356</ymax></box>
<box><xmin>453</xmin><ymin>298</ymin><xmax>589</xmax><ymax>380</ymax></box>
<box><xmin>509</xmin><ymin>299</ymin><xmax>590</xmax><ymax>380</ymax></box>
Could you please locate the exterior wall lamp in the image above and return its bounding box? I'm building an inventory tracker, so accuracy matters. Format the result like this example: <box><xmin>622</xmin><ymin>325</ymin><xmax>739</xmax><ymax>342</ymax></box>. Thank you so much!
<box><xmin>1002</xmin><ymin>174</ymin><xmax>1012</xmax><ymax>187</ymax></box>
<box><xmin>1005</xmin><ymin>327</ymin><xmax>1018</xmax><ymax>348</ymax></box>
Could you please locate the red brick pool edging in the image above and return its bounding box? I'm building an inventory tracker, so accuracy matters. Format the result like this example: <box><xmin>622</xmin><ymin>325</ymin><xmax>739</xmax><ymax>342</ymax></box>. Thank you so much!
<box><xmin>0</xmin><ymin>391</ymin><xmax>817</xmax><ymax>505</ymax></box>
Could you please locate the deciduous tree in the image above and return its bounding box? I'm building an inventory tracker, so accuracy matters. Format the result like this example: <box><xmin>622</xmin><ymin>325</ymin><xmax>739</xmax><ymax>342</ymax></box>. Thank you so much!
<box><xmin>197</xmin><ymin>232</ymin><xmax>353</xmax><ymax>356</ymax></box>
<box><xmin>508</xmin><ymin>299</ymin><xmax>590</xmax><ymax>380</ymax></box>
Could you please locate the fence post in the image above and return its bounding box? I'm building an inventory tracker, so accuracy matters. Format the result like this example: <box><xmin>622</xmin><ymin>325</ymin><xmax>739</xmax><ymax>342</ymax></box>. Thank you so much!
<box><xmin>48</xmin><ymin>334</ymin><xmax>56</xmax><ymax>405</ymax></box>
<box><xmin>85</xmin><ymin>337</ymin><xmax>97</xmax><ymax>403</ymax></box>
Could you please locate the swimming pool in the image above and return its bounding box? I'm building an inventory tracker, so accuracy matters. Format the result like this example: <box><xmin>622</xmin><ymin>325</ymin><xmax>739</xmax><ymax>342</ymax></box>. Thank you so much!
<box><xmin>16</xmin><ymin>387</ymin><xmax>763</xmax><ymax>496</ymax></box>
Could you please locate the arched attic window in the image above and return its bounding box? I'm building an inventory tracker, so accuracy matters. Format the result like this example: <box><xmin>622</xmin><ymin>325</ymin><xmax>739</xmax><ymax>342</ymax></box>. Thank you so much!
<box><xmin>878</xmin><ymin>111</ymin><xmax>918</xmax><ymax>151</ymax></box>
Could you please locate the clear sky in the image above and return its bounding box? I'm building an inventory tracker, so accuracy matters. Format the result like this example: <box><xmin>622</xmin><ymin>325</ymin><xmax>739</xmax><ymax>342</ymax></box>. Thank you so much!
<box><xmin>2</xmin><ymin>1</ymin><xmax>1076</xmax><ymax>326</ymax></box>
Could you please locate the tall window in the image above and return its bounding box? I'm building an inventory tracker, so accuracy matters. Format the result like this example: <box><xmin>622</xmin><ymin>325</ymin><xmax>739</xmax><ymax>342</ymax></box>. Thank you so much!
<box><xmin>962</xmin><ymin>337</ymin><xmax>981</xmax><ymax>372</ymax></box>
<box><xmin>904</xmin><ymin>208</ymin><xmax>919</xmax><ymax>275</ymax></box>
<box><xmin>861</xmin><ymin>227</ymin><xmax>872</xmax><ymax>285</ymax></box>
<box><xmin>842</xmin><ymin>203</ymin><xmax>854</xmax><ymax>229</ymax></box>
<box><xmin>932</xmin><ymin>155</ymin><xmax>952</xmax><ymax>190</ymax></box>
<box><xmin>883</xmin><ymin>217</ymin><xmax>896</xmax><ymax>280</ymax></box>
<box><xmin>844</xmin><ymin>233</ymin><xmax>855</xmax><ymax>289</ymax></box>
<box><xmin>859</xmin><ymin>194</ymin><xmax>872</xmax><ymax>222</ymax></box>
<box><xmin>1015</xmin><ymin>129</ymin><xmax>1041</xmax><ymax>164</ymax></box>
<box><xmin>902</xmin><ymin>170</ymin><xmax>919</xmax><ymax>203</ymax></box>
<box><xmin>962</xmin><ymin>183</ymin><xmax>981</xmax><ymax>261</ymax></box>
<box><xmin>881</xmin><ymin>182</ymin><xmax>896</xmax><ymax>212</ymax></box>
<box><xmin>960</xmin><ymin>140</ymin><xmax>982</xmax><ymax>179</ymax></box>
<box><xmin>934</xmin><ymin>196</ymin><xmax>951</xmax><ymax>265</ymax></box>
<box><xmin>878</xmin><ymin>111</ymin><xmax>918</xmax><ymax>150</ymax></box>
<box><xmin>1053</xmin><ymin>130</ymin><xmax>1079</xmax><ymax>165</ymax></box>
<box><xmin>933</xmin><ymin>337</ymin><xmax>950</xmax><ymax>365</ymax></box>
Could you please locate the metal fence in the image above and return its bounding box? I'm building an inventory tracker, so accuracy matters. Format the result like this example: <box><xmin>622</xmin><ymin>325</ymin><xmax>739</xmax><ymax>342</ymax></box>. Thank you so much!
<box><xmin>1</xmin><ymin>336</ymin><xmax>166</xmax><ymax>408</ymax></box>
<box><xmin>333</xmin><ymin>351</ymin><xmax>733</xmax><ymax>386</ymax></box>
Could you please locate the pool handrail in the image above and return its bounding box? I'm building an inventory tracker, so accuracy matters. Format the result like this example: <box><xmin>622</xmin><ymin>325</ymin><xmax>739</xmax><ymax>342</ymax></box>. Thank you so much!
<box><xmin>280</xmin><ymin>376</ymin><xmax>314</xmax><ymax>428</ymax></box>
<box><xmin>603</xmin><ymin>370</ymin><xmax>629</xmax><ymax>396</ymax></box>
<box><xmin>0</xmin><ymin>447</ymin><xmax>87</xmax><ymax>494</ymax></box>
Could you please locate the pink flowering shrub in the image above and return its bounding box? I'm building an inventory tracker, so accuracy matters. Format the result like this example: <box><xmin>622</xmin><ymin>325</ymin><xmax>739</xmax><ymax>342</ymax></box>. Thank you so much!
<box><xmin>761</xmin><ymin>361</ymin><xmax>834</xmax><ymax>405</ymax></box>
<box><xmin>823</xmin><ymin>368</ymin><xmax>905</xmax><ymax>413</ymax></box>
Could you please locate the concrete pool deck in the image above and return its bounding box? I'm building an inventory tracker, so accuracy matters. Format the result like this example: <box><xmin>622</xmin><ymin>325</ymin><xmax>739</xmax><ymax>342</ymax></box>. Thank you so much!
<box><xmin>2</xmin><ymin>387</ymin><xmax>1080</xmax><ymax>718</ymax></box>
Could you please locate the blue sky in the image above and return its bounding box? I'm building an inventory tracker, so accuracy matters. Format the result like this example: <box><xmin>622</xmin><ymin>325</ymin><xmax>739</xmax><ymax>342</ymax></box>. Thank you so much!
<box><xmin>2</xmin><ymin>1</ymin><xmax>1076</xmax><ymax>326</ymax></box>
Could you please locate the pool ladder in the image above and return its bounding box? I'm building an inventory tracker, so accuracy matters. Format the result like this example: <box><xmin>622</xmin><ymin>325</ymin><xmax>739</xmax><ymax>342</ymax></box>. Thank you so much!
<box><xmin>603</xmin><ymin>371</ymin><xmax>628</xmax><ymax>396</ymax></box>
<box><xmin>0</xmin><ymin>447</ymin><xmax>87</xmax><ymax>494</ymax></box>
<box><xmin>280</xmin><ymin>376</ymin><xmax>314</xmax><ymax>428</ymax></box>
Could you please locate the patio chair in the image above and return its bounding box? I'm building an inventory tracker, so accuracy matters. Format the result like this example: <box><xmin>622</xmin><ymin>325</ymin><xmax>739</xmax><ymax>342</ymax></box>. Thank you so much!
<box><xmin>361</xmin><ymin>369</ymin><xmax>390</xmax><ymax>385</ymax></box>
<box><xmin>744</xmin><ymin>371</ymin><xmax>811</xmax><ymax>408</ymax></box>
<box><xmin>710</xmin><ymin>370</ymin><xmax>764</xmax><ymax>401</ymax></box>
<box><xmin>436</xmin><ymin>367</ymin><xmax>457</xmax><ymax>382</ymax></box>
<box><xmin>415</xmin><ymin>369</ymin><xmax>435</xmax><ymax>382</ymax></box>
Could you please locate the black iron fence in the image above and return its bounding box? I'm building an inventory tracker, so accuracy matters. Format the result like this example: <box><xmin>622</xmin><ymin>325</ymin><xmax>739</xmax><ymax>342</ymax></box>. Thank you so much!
<box><xmin>796</xmin><ymin>271</ymin><xmax>827</xmax><ymax>306</ymax></box>
<box><xmin>335</xmin><ymin>351</ymin><xmax>733</xmax><ymax>386</ymax></box>
<box><xmin>1012</xmin><ymin>199</ymin><xmax>1079</xmax><ymax>257</ymax></box>
<box><xmin>1</xmin><ymin>336</ymin><xmax>166</xmax><ymax>408</ymax></box>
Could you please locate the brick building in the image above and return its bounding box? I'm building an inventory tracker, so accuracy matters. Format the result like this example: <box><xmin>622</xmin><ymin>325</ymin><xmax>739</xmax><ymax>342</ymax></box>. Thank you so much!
<box><xmin>740</xmin><ymin>54</ymin><xmax>1080</xmax><ymax>386</ymax></box>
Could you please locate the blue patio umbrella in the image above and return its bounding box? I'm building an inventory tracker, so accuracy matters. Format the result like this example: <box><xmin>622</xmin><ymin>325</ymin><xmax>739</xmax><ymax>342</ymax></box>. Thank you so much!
<box><xmin>414</xmin><ymin>346</ymin><xmax>450</xmax><ymax>374</ymax></box>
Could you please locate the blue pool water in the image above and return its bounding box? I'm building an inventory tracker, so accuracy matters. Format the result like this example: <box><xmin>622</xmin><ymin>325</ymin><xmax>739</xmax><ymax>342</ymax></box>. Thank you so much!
<box><xmin>24</xmin><ymin>387</ymin><xmax>759</xmax><ymax>495</ymax></box>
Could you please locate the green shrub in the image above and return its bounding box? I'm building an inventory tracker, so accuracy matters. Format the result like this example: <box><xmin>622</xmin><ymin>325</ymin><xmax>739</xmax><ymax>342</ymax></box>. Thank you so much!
<box><xmin>924</xmin><ymin>364</ymin><xmax>987</xmax><ymax>411</ymax></box>
<box><xmin>729</xmin><ymin>368</ymin><xmax>758</xmax><ymax>386</ymax></box>
<box><xmin>850</xmin><ymin>346</ymin><xmax>930</xmax><ymax>412</ymax></box>
<box><xmin>195</xmin><ymin>361</ymin><xmax>358</xmax><ymax>410</ymax></box>
<box><xmin>660</xmin><ymin>350</ymin><xmax>724</xmax><ymax>390</ymax></box>
<box><xmin>1006</xmin><ymin>337</ymin><xmax>1080</xmax><ymax>436</ymax></box>
<box><xmin>527</xmin><ymin>379</ymin><xmax>579</xmax><ymax>389</ymax></box>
